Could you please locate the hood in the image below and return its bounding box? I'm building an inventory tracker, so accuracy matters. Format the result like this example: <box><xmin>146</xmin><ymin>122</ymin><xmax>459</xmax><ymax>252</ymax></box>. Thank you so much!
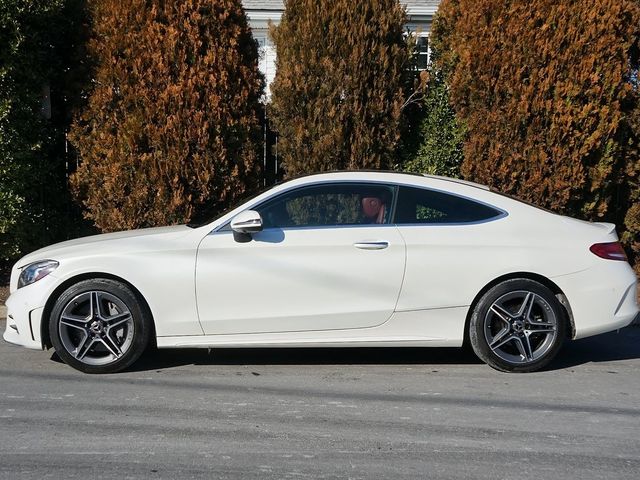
<box><xmin>16</xmin><ymin>225</ymin><xmax>193</xmax><ymax>267</ymax></box>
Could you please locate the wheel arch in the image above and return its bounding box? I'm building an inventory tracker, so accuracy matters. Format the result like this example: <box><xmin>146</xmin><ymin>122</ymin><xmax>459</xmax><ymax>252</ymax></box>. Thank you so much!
<box><xmin>41</xmin><ymin>272</ymin><xmax>156</xmax><ymax>349</ymax></box>
<box><xmin>463</xmin><ymin>272</ymin><xmax>576</xmax><ymax>345</ymax></box>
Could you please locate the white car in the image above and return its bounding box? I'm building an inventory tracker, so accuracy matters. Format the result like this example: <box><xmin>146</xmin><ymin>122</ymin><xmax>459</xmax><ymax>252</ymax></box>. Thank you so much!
<box><xmin>3</xmin><ymin>171</ymin><xmax>638</xmax><ymax>373</ymax></box>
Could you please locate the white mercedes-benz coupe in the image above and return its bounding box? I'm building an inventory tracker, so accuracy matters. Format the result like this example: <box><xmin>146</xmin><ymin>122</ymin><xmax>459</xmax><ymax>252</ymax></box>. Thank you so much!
<box><xmin>3</xmin><ymin>171</ymin><xmax>638</xmax><ymax>373</ymax></box>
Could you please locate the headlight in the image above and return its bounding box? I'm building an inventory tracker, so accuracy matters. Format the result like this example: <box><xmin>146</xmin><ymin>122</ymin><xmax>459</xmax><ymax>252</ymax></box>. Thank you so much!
<box><xmin>18</xmin><ymin>260</ymin><xmax>59</xmax><ymax>289</ymax></box>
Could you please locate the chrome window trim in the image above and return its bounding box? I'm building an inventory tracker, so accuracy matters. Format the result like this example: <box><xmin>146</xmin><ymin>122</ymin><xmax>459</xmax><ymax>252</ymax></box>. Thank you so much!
<box><xmin>211</xmin><ymin>179</ymin><xmax>508</xmax><ymax>234</ymax></box>
<box><xmin>393</xmin><ymin>213</ymin><xmax>508</xmax><ymax>228</ymax></box>
<box><xmin>212</xmin><ymin>180</ymin><xmax>397</xmax><ymax>233</ymax></box>
<box><xmin>215</xmin><ymin>223</ymin><xmax>401</xmax><ymax>234</ymax></box>
<box><xmin>392</xmin><ymin>184</ymin><xmax>508</xmax><ymax>226</ymax></box>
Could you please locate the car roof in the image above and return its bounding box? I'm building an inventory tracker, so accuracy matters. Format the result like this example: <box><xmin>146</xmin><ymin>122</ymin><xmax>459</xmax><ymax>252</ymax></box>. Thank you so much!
<box><xmin>421</xmin><ymin>174</ymin><xmax>490</xmax><ymax>191</ymax></box>
<box><xmin>198</xmin><ymin>170</ymin><xmax>556</xmax><ymax>232</ymax></box>
<box><xmin>267</xmin><ymin>170</ymin><xmax>547</xmax><ymax>218</ymax></box>
<box><xmin>280</xmin><ymin>170</ymin><xmax>490</xmax><ymax>192</ymax></box>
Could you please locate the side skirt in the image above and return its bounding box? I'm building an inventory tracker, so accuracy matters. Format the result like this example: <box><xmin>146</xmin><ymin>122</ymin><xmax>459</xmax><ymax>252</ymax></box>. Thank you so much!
<box><xmin>156</xmin><ymin>306</ymin><xmax>468</xmax><ymax>349</ymax></box>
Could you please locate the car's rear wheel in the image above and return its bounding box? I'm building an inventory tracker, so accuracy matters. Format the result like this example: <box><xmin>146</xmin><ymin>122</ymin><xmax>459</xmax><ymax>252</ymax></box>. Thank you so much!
<box><xmin>469</xmin><ymin>279</ymin><xmax>566</xmax><ymax>372</ymax></box>
<box><xmin>49</xmin><ymin>278</ymin><xmax>151</xmax><ymax>374</ymax></box>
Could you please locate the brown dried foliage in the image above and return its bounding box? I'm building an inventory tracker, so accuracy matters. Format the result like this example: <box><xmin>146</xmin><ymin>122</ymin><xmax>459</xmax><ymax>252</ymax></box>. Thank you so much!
<box><xmin>269</xmin><ymin>0</ymin><xmax>408</xmax><ymax>176</ymax></box>
<box><xmin>434</xmin><ymin>0</ymin><xmax>640</xmax><ymax>270</ymax></box>
<box><xmin>69</xmin><ymin>0</ymin><xmax>264</xmax><ymax>231</ymax></box>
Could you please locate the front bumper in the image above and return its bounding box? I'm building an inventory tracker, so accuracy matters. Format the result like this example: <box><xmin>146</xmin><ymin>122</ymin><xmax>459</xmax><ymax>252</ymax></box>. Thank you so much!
<box><xmin>2</xmin><ymin>275</ymin><xmax>58</xmax><ymax>350</ymax></box>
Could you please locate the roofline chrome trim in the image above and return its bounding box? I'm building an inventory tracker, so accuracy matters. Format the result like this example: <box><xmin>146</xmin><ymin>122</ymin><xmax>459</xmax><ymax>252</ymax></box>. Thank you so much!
<box><xmin>211</xmin><ymin>180</ymin><xmax>508</xmax><ymax>234</ymax></box>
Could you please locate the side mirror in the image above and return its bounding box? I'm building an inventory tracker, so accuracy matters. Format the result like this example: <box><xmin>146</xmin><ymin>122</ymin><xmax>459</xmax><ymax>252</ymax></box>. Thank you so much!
<box><xmin>230</xmin><ymin>210</ymin><xmax>263</xmax><ymax>234</ymax></box>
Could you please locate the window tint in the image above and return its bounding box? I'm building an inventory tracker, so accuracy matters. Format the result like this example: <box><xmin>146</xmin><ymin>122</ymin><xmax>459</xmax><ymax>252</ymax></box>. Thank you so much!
<box><xmin>395</xmin><ymin>186</ymin><xmax>502</xmax><ymax>224</ymax></box>
<box><xmin>257</xmin><ymin>184</ymin><xmax>394</xmax><ymax>229</ymax></box>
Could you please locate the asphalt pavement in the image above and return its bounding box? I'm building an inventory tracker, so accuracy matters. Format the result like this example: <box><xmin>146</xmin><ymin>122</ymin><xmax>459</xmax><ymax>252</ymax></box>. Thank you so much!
<box><xmin>0</xmin><ymin>317</ymin><xmax>639</xmax><ymax>479</ymax></box>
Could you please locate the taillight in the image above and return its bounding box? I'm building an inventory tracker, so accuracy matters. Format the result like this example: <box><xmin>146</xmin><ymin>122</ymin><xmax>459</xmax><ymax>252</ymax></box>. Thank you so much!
<box><xmin>589</xmin><ymin>242</ymin><xmax>628</xmax><ymax>261</ymax></box>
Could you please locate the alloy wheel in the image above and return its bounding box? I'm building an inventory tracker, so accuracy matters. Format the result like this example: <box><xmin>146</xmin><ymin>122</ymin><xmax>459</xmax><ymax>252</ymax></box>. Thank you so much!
<box><xmin>58</xmin><ymin>290</ymin><xmax>135</xmax><ymax>366</ymax></box>
<box><xmin>483</xmin><ymin>290</ymin><xmax>558</xmax><ymax>365</ymax></box>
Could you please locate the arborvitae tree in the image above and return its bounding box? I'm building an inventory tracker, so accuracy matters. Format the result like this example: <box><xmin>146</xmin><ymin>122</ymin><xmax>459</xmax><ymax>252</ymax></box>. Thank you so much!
<box><xmin>402</xmin><ymin>74</ymin><xmax>464</xmax><ymax>177</ymax></box>
<box><xmin>622</xmin><ymin>97</ymin><xmax>640</xmax><ymax>268</ymax></box>
<box><xmin>402</xmin><ymin>25</ymin><xmax>464</xmax><ymax>177</ymax></box>
<box><xmin>435</xmin><ymin>0</ymin><xmax>640</xmax><ymax>270</ymax></box>
<box><xmin>70</xmin><ymin>0</ymin><xmax>264</xmax><ymax>231</ymax></box>
<box><xmin>0</xmin><ymin>0</ymin><xmax>87</xmax><ymax>262</ymax></box>
<box><xmin>269</xmin><ymin>0</ymin><xmax>408</xmax><ymax>176</ymax></box>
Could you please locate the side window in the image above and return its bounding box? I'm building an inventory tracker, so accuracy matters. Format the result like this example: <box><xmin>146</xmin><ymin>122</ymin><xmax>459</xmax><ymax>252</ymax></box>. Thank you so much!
<box><xmin>395</xmin><ymin>186</ymin><xmax>502</xmax><ymax>224</ymax></box>
<box><xmin>257</xmin><ymin>184</ymin><xmax>394</xmax><ymax>229</ymax></box>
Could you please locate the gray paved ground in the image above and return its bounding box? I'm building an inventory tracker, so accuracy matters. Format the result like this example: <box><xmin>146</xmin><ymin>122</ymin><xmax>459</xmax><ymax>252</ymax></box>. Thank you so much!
<box><xmin>0</xmin><ymin>317</ymin><xmax>639</xmax><ymax>479</ymax></box>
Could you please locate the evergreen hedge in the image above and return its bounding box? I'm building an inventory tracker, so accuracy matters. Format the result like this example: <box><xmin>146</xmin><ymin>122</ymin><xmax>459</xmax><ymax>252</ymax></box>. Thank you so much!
<box><xmin>69</xmin><ymin>0</ymin><xmax>265</xmax><ymax>231</ymax></box>
<box><xmin>434</xmin><ymin>0</ymin><xmax>640</xmax><ymax>270</ymax></box>
<box><xmin>269</xmin><ymin>0</ymin><xmax>409</xmax><ymax>176</ymax></box>
<box><xmin>0</xmin><ymin>0</ymin><xmax>86</xmax><ymax>261</ymax></box>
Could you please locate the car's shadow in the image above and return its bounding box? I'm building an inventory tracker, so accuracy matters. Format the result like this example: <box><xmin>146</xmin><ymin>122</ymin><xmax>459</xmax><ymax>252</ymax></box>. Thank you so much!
<box><xmin>127</xmin><ymin>344</ymin><xmax>484</xmax><ymax>372</ymax></box>
<box><xmin>48</xmin><ymin>326</ymin><xmax>640</xmax><ymax>373</ymax></box>
<box><xmin>106</xmin><ymin>326</ymin><xmax>640</xmax><ymax>373</ymax></box>
<box><xmin>547</xmin><ymin>326</ymin><xmax>640</xmax><ymax>371</ymax></box>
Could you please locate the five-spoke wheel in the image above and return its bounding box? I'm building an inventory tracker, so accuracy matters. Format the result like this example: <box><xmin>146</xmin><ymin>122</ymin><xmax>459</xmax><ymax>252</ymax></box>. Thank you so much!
<box><xmin>470</xmin><ymin>279</ymin><xmax>566</xmax><ymax>372</ymax></box>
<box><xmin>50</xmin><ymin>278</ymin><xmax>151</xmax><ymax>374</ymax></box>
<box><xmin>49</xmin><ymin>277</ymin><xmax>566</xmax><ymax>373</ymax></box>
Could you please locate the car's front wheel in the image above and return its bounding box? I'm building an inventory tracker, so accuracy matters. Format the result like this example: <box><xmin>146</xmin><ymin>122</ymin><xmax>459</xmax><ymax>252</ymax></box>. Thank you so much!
<box><xmin>469</xmin><ymin>278</ymin><xmax>567</xmax><ymax>373</ymax></box>
<box><xmin>49</xmin><ymin>278</ymin><xmax>151</xmax><ymax>374</ymax></box>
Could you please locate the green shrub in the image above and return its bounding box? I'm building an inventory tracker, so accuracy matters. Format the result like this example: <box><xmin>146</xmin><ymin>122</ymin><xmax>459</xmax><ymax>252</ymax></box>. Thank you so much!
<box><xmin>0</xmin><ymin>0</ymin><xmax>87</xmax><ymax>262</ymax></box>
<box><xmin>400</xmin><ymin>14</ymin><xmax>465</xmax><ymax>178</ymax></box>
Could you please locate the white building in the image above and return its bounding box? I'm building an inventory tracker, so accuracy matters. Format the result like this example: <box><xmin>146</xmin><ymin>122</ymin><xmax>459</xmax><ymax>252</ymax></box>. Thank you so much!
<box><xmin>242</xmin><ymin>1</ymin><xmax>441</xmax><ymax>95</ymax></box>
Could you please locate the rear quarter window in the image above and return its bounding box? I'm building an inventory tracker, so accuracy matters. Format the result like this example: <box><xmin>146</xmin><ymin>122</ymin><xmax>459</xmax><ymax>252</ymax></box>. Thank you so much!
<box><xmin>395</xmin><ymin>186</ymin><xmax>503</xmax><ymax>224</ymax></box>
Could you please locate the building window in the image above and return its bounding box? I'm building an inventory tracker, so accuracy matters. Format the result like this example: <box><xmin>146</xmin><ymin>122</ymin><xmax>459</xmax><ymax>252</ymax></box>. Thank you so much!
<box><xmin>414</xmin><ymin>35</ymin><xmax>429</xmax><ymax>71</ymax></box>
<box><xmin>252</xmin><ymin>30</ymin><xmax>276</xmax><ymax>99</ymax></box>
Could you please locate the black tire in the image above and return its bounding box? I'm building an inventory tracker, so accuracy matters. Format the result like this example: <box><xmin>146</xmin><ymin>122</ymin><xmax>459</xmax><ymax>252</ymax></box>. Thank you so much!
<box><xmin>49</xmin><ymin>278</ymin><xmax>151</xmax><ymax>374</ymax></box>
<box><xmin>469</xmin><ymin>278</ymin><xmax>567</xmax><ymax>373</ymax></box>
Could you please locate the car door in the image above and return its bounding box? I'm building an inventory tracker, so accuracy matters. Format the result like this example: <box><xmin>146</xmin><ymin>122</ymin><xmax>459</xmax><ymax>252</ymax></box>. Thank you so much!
<box><xmin>195</xmin><ymin>182</ymin><xmax>406</xmax><ymax>335</ymax></box>
<box><xmin>393</xmin><ymin>185</ymin><xmax>507</xmax><ymax>311</ymax></box>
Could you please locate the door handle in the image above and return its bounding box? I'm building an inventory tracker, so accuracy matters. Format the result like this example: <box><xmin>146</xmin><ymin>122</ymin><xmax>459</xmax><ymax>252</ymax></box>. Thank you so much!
<box><xmin>353</xmin><ymin>241</ymin><xmax>389</xmax><ymax>250</ymax></box>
